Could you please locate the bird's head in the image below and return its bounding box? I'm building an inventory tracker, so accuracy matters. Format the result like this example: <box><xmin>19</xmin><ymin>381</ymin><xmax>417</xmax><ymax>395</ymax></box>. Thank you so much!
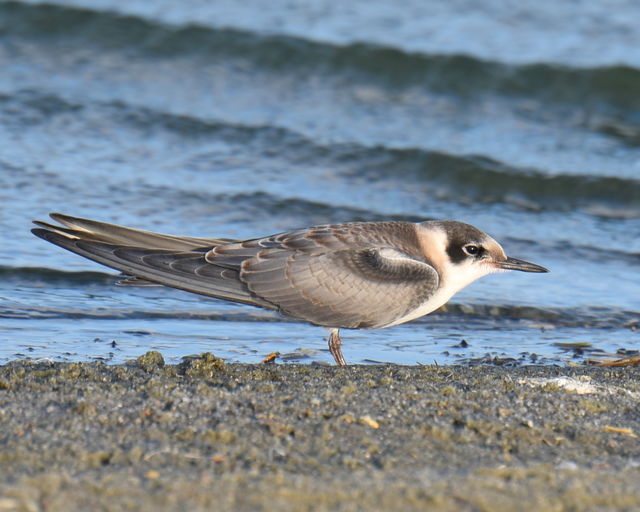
<box><xmin>419</xmin><ymin>220</ymin><xmax>548</xmax><ymax>294</ymax></box>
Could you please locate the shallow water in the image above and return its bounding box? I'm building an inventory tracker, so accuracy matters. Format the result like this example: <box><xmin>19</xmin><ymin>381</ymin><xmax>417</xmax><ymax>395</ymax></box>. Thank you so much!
<box><xmin>1</xmin><ymin>0</ymin><xmax>638</xmax><ymax>365</ymax></box>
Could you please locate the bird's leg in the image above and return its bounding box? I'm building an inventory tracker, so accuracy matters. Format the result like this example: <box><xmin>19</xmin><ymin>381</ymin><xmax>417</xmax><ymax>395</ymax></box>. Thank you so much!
<box><xmin>328</xmin><ymin>328</ymin><xmax>347</xmax><ymax>366</ymax></box>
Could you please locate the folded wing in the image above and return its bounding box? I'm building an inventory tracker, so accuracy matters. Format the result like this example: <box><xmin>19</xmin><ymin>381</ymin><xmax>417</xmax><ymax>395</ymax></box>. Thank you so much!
<box><xmin>208</xmin><ymin>224</ymin><xmax>440</xmax><ymax>328</ymax></box>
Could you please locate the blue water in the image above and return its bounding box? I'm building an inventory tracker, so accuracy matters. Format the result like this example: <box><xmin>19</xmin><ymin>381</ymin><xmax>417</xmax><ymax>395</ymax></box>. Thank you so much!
<box><xmin>0</xmin><ymin>0</ymin><xmax>638</xmax><ymax>365</ymax></box>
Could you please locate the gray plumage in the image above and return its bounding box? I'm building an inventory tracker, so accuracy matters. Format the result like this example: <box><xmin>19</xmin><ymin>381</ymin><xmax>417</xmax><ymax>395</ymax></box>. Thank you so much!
<box><xmin>32</xmin><ymin>214</ymin><xmax>438</xmax><ymax>329</ymax></box>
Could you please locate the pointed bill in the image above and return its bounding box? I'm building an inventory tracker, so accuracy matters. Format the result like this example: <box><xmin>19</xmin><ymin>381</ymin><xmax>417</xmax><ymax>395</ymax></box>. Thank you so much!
<box><xmin>494</xmin><ymin>257</ymin><xmax>549</xmax><ymax>273</ymax></box>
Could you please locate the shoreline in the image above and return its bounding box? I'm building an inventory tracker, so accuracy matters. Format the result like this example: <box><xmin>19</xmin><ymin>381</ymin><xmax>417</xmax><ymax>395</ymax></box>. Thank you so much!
<box><xmin>1</xmin><ymin>352</ymin><xmax>639</xmax><ymax>511</ymax></box>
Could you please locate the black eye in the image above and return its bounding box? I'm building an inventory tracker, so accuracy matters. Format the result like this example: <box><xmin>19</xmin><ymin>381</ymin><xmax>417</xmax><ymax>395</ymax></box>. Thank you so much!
<box><xmin>463</xmin><ymin>244</ymin><xmax>480</xmax><ymax>256</ymax></box>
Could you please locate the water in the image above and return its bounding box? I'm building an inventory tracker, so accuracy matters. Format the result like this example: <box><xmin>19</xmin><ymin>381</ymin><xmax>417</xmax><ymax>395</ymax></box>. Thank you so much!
<box><xmin>0</xmin><ymin>0</ymin><xmax>638</xmax><ymax>365</ymax></box>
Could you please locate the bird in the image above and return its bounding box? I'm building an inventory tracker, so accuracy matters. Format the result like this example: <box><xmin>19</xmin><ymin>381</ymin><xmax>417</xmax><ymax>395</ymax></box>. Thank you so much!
<box><xmin>32</xmin><ymin>213</ymin><xmax>548</xmax><ymax>365</ymax></box>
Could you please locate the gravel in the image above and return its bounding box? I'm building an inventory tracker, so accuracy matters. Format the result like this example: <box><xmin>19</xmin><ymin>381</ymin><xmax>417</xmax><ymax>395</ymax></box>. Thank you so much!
<box><xmin>1</xmin><ymin>352</ymin><xmax>639</xmax><ymax>511</ymax></box>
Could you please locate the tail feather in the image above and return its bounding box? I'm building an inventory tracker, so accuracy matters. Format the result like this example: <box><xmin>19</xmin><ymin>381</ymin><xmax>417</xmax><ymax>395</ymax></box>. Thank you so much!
<box><xmin>45</xmin><ymin>213</ymin><xmax>237</xmax><ymax>250</ymax></box>
<box><xmin>31</xmin><ymin>220</ymin><xmax>275</xmax><ymax>310</ymax></box>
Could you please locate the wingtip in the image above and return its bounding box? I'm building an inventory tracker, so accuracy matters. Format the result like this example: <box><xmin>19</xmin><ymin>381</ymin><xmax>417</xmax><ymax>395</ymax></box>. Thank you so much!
<box><xmin>32</xmin><ymin>213</ymin><xmax>67</xmax><ymax>229</ymax></box>
<box><xmin>31</xmin><ymin>225</ymin><xmax>78</xmax><ymax>244</ymax></box>
<box><xmin>33</xmin><ymin>219</ymin><xmax>54</xmax><ymax>229</ymax></box>
<box><xmin>49</xmin><ymin>212</ymin><xmax>70</xmax><ymax>224</ymax></box>
<box><xmin>31</xmin><ymin>227</ymin><xmax>52</xmax><ymax>240</ymax></box>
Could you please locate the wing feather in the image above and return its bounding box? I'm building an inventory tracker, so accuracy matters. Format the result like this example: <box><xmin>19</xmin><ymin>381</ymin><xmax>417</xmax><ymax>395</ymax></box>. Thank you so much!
<box><xmin>40</xmin><ymin>213</ymin><xmax>236</xmax><ymax>250</ymax></box>
<box><xmin>31</xmin><ymin>228</ymin><xmax>274</xmax><ymax>308</ymax></box>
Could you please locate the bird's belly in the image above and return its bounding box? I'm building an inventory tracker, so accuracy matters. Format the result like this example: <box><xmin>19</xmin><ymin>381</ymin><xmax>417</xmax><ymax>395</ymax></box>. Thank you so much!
<box><xmin>381</xmin><ymin>287</ymin><xmax>456</xmax><ymax>328</ymax></box>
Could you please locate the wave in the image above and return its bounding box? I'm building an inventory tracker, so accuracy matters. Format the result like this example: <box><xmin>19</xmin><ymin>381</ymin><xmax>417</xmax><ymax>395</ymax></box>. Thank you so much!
<box><xmin>3</xmin><ymin>1</ymin><xmax>640</xmax><ymax>116</ymax></box>
<box><xmin>127</xmin><ymin>107</ymin><xmax>640</xmax><ymax>214</ymax></box>
<box><xmin>2</xmin><ymin>298</ymin><xmax>637</xmax><ymax>329</ymax></box>
<box><xmin>438</xmin><ymin>303</ymin><xmax>640</xmax><ymax>330</ymax></box>
<box><xmin>357</xmin><ymin>149</ymin><xmax>640</xmax><ymax>214</ymax></box>
<box><xmin>0</xmin><ymin>305</ymin><xmax>280</xmax><ymax>322</ymax></box>
<box><xmin>3</xmin><ymin>89</ymin><xmax>638</xmax><ymax>216</ymax></box>
<box><xmin>0</xmin><ymin>266</ymin><xmax>116</xmax><ymax>285</ymax></box>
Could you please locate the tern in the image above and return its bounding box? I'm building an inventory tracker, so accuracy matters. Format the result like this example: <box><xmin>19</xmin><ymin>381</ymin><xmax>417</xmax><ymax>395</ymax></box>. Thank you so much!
<box><xmin>32</xmin><ymin>214</ymin><xmax>548</xmax><ymax>365</ymax></box>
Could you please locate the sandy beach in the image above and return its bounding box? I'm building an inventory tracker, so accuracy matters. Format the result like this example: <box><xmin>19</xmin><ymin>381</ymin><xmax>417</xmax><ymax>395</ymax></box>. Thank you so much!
<box><xmin>1</xmin><ymin>352</ymin><xmax>639</xmax><ymax>511</ymax></box>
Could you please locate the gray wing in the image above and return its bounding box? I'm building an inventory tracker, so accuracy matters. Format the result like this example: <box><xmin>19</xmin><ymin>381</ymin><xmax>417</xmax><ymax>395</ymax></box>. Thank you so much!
<box><xmin>207</xmin><ymin>224</ymin><xmax>439</xmax><ymax>328</ymax></box>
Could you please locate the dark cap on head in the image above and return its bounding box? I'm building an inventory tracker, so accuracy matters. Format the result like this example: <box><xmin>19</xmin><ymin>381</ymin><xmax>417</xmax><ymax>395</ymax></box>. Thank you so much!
<box><xmin>424</xmin><ymin>220</ymin><xmax>490</xmax><ymax>265</ymax></box>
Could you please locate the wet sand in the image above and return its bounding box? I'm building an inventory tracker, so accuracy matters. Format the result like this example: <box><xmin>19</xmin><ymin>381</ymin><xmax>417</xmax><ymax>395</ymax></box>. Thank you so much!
<box><xmin>1</xmin><ymin>352</ymin><xmax>639</xmax><ymax>511</ymax></box>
